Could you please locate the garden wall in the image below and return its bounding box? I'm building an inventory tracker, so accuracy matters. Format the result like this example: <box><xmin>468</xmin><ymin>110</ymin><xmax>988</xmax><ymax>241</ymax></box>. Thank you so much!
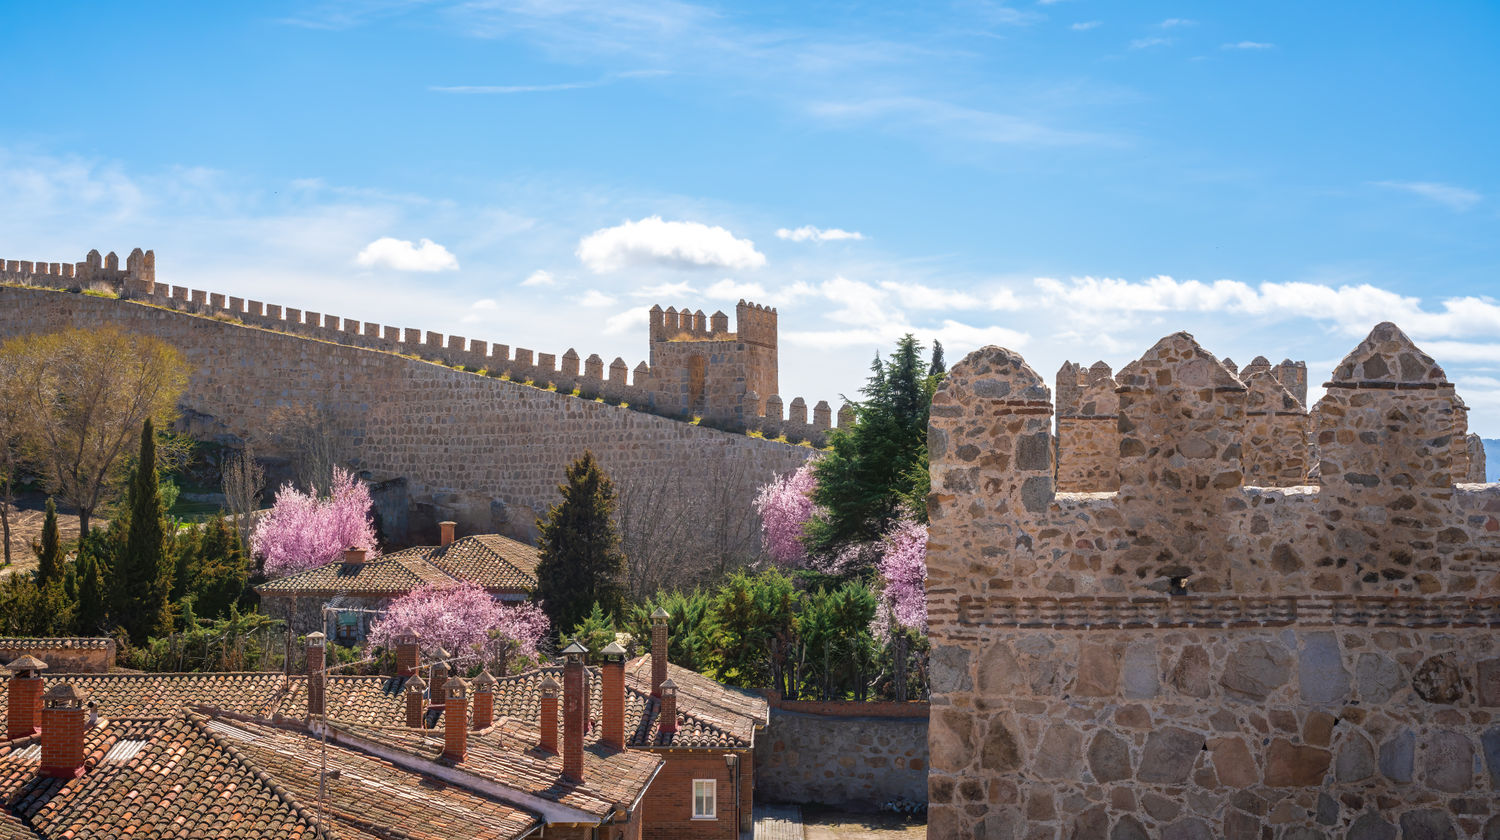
<box><xmin>755</xmin><ymin>700</ymin><xmax>929</xmax><ymax>810</ymax></box>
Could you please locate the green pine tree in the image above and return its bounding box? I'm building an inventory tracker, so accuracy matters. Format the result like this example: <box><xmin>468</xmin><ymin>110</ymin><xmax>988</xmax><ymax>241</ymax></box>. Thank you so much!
<box><xmin>113</xmin><ymin>419</ymin><xmax>173</xmax><ymax>645</ymax></box>
<box><xmin>35</xmin><ymin>497</ymin><xmax>62</xmax><ymax>586</ymax></box>
<box><xmin>76</xmin><ymin>552</ymin><xmax>109</xmax><ymax>635</ymax></box>
<box><xmin>928</xmin><ymin>340</ymin><xmax>946</xmax><ymax>377</ymax></box>
<box><xmin>567</xmin><ymin>602</ymin><xmax>619</xmax><ymax>663</ymax></box>
<box><xmin>533</xmin><ymin>451</ymin><xmax>627</xmax><ymax>637</ymax></box>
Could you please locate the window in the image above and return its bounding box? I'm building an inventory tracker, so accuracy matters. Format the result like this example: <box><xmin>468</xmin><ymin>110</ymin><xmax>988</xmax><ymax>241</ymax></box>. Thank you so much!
<box><xmin>692</xmin><ymin>779</ymin><xmax>717</xmax><ymax>819</ymax></box>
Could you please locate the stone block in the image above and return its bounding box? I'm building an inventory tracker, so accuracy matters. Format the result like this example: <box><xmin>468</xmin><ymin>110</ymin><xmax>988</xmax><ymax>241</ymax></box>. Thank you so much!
<box><xmin>1399</xmin><ymin>809</ymin><xmax>1457</xmax><ymax>840</ymax></box>
<box><xmin>1423</xmin><ymin>730</ymin><xmax>1473</xmax><ymax>792</ymax></box>
<box><xmin>1032</xmin><ymin>724</ymin><xmax>1081</xmax><ymax>780</ymax></box>
<box><xmin>1086</xmin><ymin>730</ymin><xmax>1131</xmax><ymax>783</ymax></box>
<box><xmin>1221</xmin><ymin>639</ymin><xmax>1292</xmax><ymax>701</ymax></box>
<box><xmin>1298</xmin><ymin>632</ymin><xmax>1350</xmax><ymax>704</ymax></box>
<box><xmin>1265</xmin><ymin>738</ymin><xmax>1330</xmax><ymax>786</ymax></box>
<box><xmin>1209</xmin><ymin>736</ymin><xmax>1257</xmax><ymax>787</ymax></box>
<box><xmin>1335</xmin><ymin>731</ymin><xmax>1375</xmax><ymax>782</ymax></box>
<box><xmin>1379</xmin><ymin>729</ymin><xmax>1414</xmax><ymax>783</ymax></box>
<box><xmin>1138</xmin><ymin>726</ymin><xmax>1202</xmax><ymax>783</ymax></box>
<box><xmin>1121</xmin><ymin>642</ymin><xmax>1159</xmax><ymax>699</ymax></box>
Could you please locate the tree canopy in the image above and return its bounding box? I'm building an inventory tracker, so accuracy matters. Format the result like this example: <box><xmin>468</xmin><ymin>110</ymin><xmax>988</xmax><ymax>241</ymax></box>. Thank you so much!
<box><xmin>532</xmin><ymin>451</ymin><xmax>627</xmax><ymax>636</ymax></box>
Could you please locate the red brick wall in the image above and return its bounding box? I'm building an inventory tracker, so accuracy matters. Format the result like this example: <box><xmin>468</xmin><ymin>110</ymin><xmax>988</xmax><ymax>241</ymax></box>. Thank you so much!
<box><xmin>639</xmin><ymin>750</ymin><xmax>750</xmax><ymax>840</ymax></box>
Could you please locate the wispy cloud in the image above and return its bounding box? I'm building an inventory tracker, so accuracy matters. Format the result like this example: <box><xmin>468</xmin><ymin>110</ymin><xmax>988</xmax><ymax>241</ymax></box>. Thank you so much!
<box><xmin>577</xmin><ymin>216</ymin><xmax>766</xmax><ymax>272</ymax></box>
<box><xmin>809</xmin><ymin>97</ymin><xmax>1112</xmax><ymax>147</ymax></box>
<box><xmin>1159</xmin><ymin>18</ymin><xmax>1196</xmax><ymax>28</ymax></box>
<box><xmin>355</xmin><ymin>236</ymin><xmax>459</xmax><ymax>271</ymax></box>
<box><xmin>1129</xmin><ymin>36</ymin><xmax>1173</xmax><ymax>50</ymax></box>
<box><xmin>1372</xmin><ymin>181</ymin><xmax>1482</xmax><ymax>212</ymax></box>
<box><xmin>521</xmin><ymin>269</ymin><xmax>557</xmax><ymax>287</ymax></box>
<box><xmin>578</xmin><ymin>289</ymin><xmax>617</xmax><ymax>307</ymax></box>
<box><xmin>430</xmin><ymin>69</ymin><xmax>669</xmax><ymax>95</ymax></box>
<box><xmin>777</xmin><ymin>225</ymin><xmax>865</xmax><ymax>243</ymax></box>
<box><xmin>1221</xmin><ymin>40</ymin><xmax>1275</xmax><ymax>50</ymax></box>
<box><xmin>1071</xmin><ymin>20</ymin><xmax>1102</xmax><ymax>31</ymax></box>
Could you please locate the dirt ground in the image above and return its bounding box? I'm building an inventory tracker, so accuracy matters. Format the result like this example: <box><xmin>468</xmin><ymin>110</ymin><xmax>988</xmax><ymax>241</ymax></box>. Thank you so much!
<box><xmin>802</xmin><ymin>807</ymin><xmax>926</xmax><ymax>840</ymax></box>
<box><xmin>1</xmin><ymin>496</ymin><xmax>83</xmax><ymax>576</ymax></box>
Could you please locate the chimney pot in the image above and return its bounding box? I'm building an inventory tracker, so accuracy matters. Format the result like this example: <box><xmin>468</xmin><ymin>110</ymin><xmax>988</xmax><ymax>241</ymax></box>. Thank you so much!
<box><xmin>430</xmin><ymin>652</ymin><xmax>450</xmax><ymax>705</ymax></box>
<box><xmin>395</xmin><ymin>633</ymin><xmax>420</xmax><ymax>677</ymax></box>
<box><xmin>659</xmin><ymin>678</ymin><xmax>678</xmax><ymax>735</ymax></box>
<box><xmin>472</xmin><ymin>669</ymin><xmax>496</xmax><ymax>730</ymax></box>
<box><xmin>562</xmin><ymin>643</ymin><xmax>588</xmax><ymax>782</ymax></box>
<box><xmin>6</xmin><ymin>656</ymin><xmax>48</xmax><ymax>740</ymax></box>
<box><xmin>442</xmin><ymin>678</ymin><xmax>470</xmax><ymax>762</ymax></box>
<box><xmin>600</xmin><ymin>642</ymin><xmax>626</xmax><ymax>750</ymax></box>
<box><xmin>439</xmin><ymin>521</ymin><xmax>456</xmax><ymax>547</ymax></box>
<box><xmin>40</xmin><ymin>683</ymin><xmax>88</xmax><ymax>779</ymax></box>
<box><xmin>342</xmin><ymin>548</ymin><xmax>366</xmax><ymax>565</ymax></box>
<box><xmin>404</xmin><ymin>675</ymin><xmax>428</xmax><ymax>728</ymax></box>
<box><xmin>539</xmin><ymin>674</ymin><xmax>560</xmax><ymax>753</ymax></box>
<box><xmin>306</xmin><ymin>632</ymin><xmax>327</xmax><ymax>719</ymax></box>
<box><xmin>651</xmin><ymin>609</ymin><xmax>670</xmax><ymax>697</ymax></box>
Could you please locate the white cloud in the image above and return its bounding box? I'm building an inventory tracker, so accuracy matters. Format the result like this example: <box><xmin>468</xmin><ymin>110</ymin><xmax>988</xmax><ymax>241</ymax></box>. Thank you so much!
<box><xmin>1221</xmin><ymin>41</ymin><xmax>1275</xmax><ymax>50</ymax></box>
<box><xmin>522</xmin><ymin>270</ymin><xmax>557</xmax><ymax>287</ymax></box>
<box><xmin>1160</xmin><ymin>18</ymin><xmax>1196</xmax><ymax>27</ymax></box>
<box><xmin>1373</xmin><ymin>181</ymin><xmax>1482</xmax><ymax>212</ymax></box>
<box><xmin>355</xmin><ymin>237</ymin><xmax>459</xmax><ymax>272</ymax></box>
<box><xmin>705</xmin><ymin>278</ymin><xmax>768</xmax><ymax>301</ymax></box>
<box><xmin>878</xmin><ymin>281</ymin><xmax>982</xmax><ymax>310</ymax></box>
<box><xmin>579</xmin><ymin>289</ymin><xmax>617</xmax><ymax>307</ymax></box>
<box><xmin>989</xmin><ymin>288</ymin><xmax>1023</xmax><ymax>310</ymax></box>
<box><xmin>628</xmin><ymin>281</ymin><xmax>700</xmax><ymax>300</ymax></box>
<box><xmin>577</xmin><ymin>216</ymin><xmax>766</xmax><ymax>272</ymax></box>
<box><xmin>460</xmin><ymin>297</ymin><xmax>499</xmax><ymax>324</ymax></box>
<box><xmin>603</xmin><ymin>306</ymin><xmax>651</xmax><ymax>335</ymax></box>
<box><xmin>1129</xmin><ymin>37</ymin><xmax>1173</xmax><ymax>50</ymax></box>
<box><xmin>471</xmin><ymin>298</ymin><xmax>498</xmax><ymax>310</ymax></box>
<box><xmin>1071</xmin><ymin>20</ymin><xmax>1102</xmax><ymax>30</ymax></box>
<box><xmin>776</xmin><ymin>225</ymin><xmax>866</xmax><ymax>243</ymax></box>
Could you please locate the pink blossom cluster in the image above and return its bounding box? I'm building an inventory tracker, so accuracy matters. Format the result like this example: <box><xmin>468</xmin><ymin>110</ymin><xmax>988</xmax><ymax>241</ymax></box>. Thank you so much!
<box><xmin>365</xmin><ymin>580</ymin><xmax>550</xmax><ymax>665</ymax></box>
<box><xmin>252</xmin><ymin>467</ymin><xmax>380</xmax><ymax>577</ymax></box>
<box><xmin>877</xmin><ymin>519</ymin><xmax>928</xmax><ymax>631</ymax></box>
<box><xmin>753</xmin><ymin>461</ymin><xmax>819</xmax><ymax>566</ymax></box>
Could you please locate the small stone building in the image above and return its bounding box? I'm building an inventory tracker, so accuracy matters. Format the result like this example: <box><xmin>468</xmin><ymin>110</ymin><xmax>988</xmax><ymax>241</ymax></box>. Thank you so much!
<box><xmin>926</xmin><ymin>323</ymin><xmax>1500</xmax><ymax>839</ymax></box>
<box><xmin>257</xmin><ymin>526</ymin><xmax>538</xmax><ymax>641</ymax></box>
<box><xmin>0</xmin><ymin>638</ymin><xmax>115</xmax><ymax>673</ymax></box>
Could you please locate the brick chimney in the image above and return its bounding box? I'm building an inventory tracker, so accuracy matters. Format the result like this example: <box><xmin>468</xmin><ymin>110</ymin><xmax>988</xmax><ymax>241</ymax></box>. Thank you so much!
<box><xmin>40</xmin><ymin>683</ymin><xmax>88</xmax><ymax>779</ymax></box>
<box><xmin>651</xmin><ymin>607</ymin><xmax>669</xmax><ymax>697</ymax></box>
<box><xmin>472</xmin><ymin>669</ymin><xmax>496</xmax><ymax>729</ymax></box>
<box><xmin>442</xmin><ymin>677</ymin><xmax>469</xmax><ymax>762</ymax></box>
<box><xmin>562</xmin><ymin>641</ymin><xmax>588</xmax><ymax>782</ymax></box>
<box><xmin>396</xmin><ymin>633</ymin><xmax>420</xmax><ymax>678</ymax></box>
<box><xmin>430</xmin><ymin>654</ymin><xmax>450</xmax><ymax>706</ymax></box>
<box><xmin>342</xmin><ymin>548</ymin><xmax>366</xmax><ymax>565</ymax></box>
<box><xmin>439</xmin><ymin>520</ymin><xmax>456</xmax><ymax>547</ymax></box>
<box><xmin>6</xmin><ymin>655</ymin><xmax>48</xmax><ymax>739</ymax></box>
<box><xmin>539</xmin><ymin>674</ymin><xmax>560</xmax><ymax>753</ymax></box>
<box><xmin>659</xmin><ymin>677</ymin><xmax>678</xmax><ymax>735</ymax></box>
<box><xmin>405</xmin><ymin>675</ymin><xmax>427</xmax><ymax>728</ymax></box>
<box><xmin>306</xmin><ymin>632</ymin><xmax>327</xmax><ymax>718</ymax></box>
<box><xmin>600</xmin><ymin>641</ymin><xmax>626</xmax><ymax>750</ymax></box>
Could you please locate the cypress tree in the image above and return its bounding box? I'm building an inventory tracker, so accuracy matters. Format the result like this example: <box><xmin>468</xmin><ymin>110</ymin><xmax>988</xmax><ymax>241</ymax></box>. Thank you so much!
<box><xmin>532</xmin><ymin>451</ymin><xmax>626</xmax><ymax>636</ymax></box>
<box><xmin>114</xmin><ymin>419</ymin><xmax>172</xmax><ymax>644</ymax></box>
<box><xmin>35</xmin><ymin>497</ymin><xmax>62</xmax><ymax>586</ymax></box>
<box><xmin>928</xmin><ymin>340</ymin><xmax>946</xmax><ymax>377</ymax></box>
<box><xmin>76</xmin><ymin>552</ymin><xmax>108</xmax><ymax>634</ymax></box>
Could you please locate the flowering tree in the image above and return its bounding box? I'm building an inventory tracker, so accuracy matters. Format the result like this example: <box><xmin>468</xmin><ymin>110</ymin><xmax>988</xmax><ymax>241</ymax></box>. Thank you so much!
<box><xmin>877</xmin><ymin>519</ymin><xmax>927</xmax><ymax>632</ymax></box>
<box><xmin>366</xmin><ymin>580</ymin><xmax>549</xmax><ymax>666</ymax></box>
<box><xmin>252</xmin><ymin>467</ymin><xmax>379</xmax><ymax>577</ymax></box>
<box><xmin>753</xmin><ymin>461</ymin><xmax>818</xmax><ymax>566</ymax></box>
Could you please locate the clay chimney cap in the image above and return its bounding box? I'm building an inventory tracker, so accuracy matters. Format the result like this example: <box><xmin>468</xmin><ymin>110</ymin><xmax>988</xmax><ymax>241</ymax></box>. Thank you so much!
<box><xmin>6</xmin><ymin>655</ymin><xmax>49</xmax><ymax>673</ymax></box>
<box><xmin>601</xmin><ymin>641</ymin><xmax>627</xmax><ymax>657</ymax></box>
<box><xmin>540</xmin><ymin>675</ymin><xmax>560</xmax><ymax>696</ymax></box>
<box><xmin>432</xmin><ymin>660</ymin><xmax>450</xmax><ymax>676</ymax></box>
<box><xmin>659</xmin><ymin>678</ymin><xmax>678</xmax><ymax>693</ymax></box>
<box><xmin>472</xmin><ymin>669</ymin><xmax>496</xmax><ymax>689</ymax></box>
<box><xmin>44</xmin><ymin>683</ymin><xmax>86</xmax><ymax>702</ymax></box>
<box><xmin>405</xmin><ymin>675</ymin><xmax>427</xmax><ymax>692</ymax></box>
<box><xmin>562</xmin><ymin>641</ymin><xmax>589</xmax><ymax>656</ymax></box>
<box><xmin>307</xmin><ymin>632</ymin><xmax>326</xmax><ymax>644</ymax></box>
<box><xmin>651</xmin><ymin>607</ymin><xmax>669</xmax><ymax>621</ymax></box>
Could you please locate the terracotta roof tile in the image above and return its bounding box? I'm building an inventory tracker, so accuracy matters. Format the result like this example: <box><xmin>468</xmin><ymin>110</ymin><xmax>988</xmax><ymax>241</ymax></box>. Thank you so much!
<box><xmin>327</xmin><ymin>718</ymin><xmax>661</xmax><ymax>820</ymax></box>
<box><xmin>624</xmin><ymin>656</ymin><xmax>769</xmax><ymax>735</ymax></box>
<box><xmin>383</xmin><ymin>535</ymin><xmax>539</xmax><ymax>592</ymax></box>
<box><xmin>0</xmin><ymin>638</ymin><xmax>113</xmax><ymax>651</ymax></box>
<box><xmin>257</xmin><ymin>554</ymin><xmax>457</xmax><ymax>596</ymax></box>
<box><xmin>0</xmin><ymin>672</ymin><xmax>289</xmax><ymax>720</ymax></box>
<box><xmin>280</xmin><ymin>675</ymin><xmax>418</xmax><ymax>728</ymax></box>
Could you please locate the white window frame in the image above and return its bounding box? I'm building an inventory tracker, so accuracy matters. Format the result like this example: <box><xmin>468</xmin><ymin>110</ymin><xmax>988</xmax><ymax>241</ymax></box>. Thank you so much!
<box><xmin>691</xmin><ymin>778</ymin><xmax>717</xmax><ymax>820</ymax></box>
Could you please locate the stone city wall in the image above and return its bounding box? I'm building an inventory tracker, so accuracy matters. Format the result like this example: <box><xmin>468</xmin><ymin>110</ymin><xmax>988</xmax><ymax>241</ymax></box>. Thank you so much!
<box><xmin>0</xmin><ymin>286</ymin><xmax>813</xmax><ymax>542</ymax></box>
<box><xmin>927</xmin><ymin>324</ymin><xmax>1500</xmax><ymax>840</ymax></box>
<box><xmin>755</xmin><ymin>701</ymin><xmax>929</xmax><ymax>810</ymax></box>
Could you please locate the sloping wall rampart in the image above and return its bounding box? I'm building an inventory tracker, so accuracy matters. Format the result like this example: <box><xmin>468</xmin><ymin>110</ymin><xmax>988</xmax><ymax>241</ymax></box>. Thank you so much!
<box><xmin>0</xmin><ymin>286</ymin><xmax>813</xmax><ymax>540</ymax></box>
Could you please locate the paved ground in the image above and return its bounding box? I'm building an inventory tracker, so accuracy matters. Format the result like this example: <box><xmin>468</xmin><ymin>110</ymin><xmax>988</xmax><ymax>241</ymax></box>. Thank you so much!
<box><xmin>802</xmin><ymin>806</ymin><xmax>926</xmax><ymax>840</ymax></box>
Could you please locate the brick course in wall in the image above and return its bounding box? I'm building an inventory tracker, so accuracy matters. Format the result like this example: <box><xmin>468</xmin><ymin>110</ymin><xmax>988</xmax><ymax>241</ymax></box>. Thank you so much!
<box><xmin>927</xmin><ymin>324</ymin><xmax>1500</xmax><ymax>840</ymax></box>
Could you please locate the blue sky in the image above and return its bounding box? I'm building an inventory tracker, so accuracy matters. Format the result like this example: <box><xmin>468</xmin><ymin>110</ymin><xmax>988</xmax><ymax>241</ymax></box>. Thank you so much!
<box><xmin>3</xmin><ymin>1</ymin><xmax>1500</xmax><ymax>435</ymax></box>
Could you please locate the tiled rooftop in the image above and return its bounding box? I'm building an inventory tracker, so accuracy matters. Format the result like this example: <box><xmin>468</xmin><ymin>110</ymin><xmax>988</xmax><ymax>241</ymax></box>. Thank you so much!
<box><xmin>0</xmin><ymin>638</ymin><xmax>113</xmax><ymax>651</ymax></box>
<box><xmin>0</xmin><ymin>672</ymin><xmax>290</xmax><ymax>720</ymax></box>
<box><xmin>327</xmin><ymin>717</ymin><xmax>662</xmax><ymax>820</ymax></box>
<box><xmin>258</xmin><ymin>534</ymin><xmax>539</xmax><ymax>597</ymax></box>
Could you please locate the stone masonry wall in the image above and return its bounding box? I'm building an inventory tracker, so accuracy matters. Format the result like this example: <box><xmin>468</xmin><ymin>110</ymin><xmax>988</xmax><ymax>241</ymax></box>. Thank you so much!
<box><xmin>0</xmin><ymin>287</ymin><xmax>812</xmax><ymax>541</ymax></box>
<box><xmin>755</xmin><ymin>705</ymin><xmax>929</xmax><ymax>810</ymax></box>
<box><xmin>926</xmin><ymin>324</ymin><xmax>1500</xmax><ymax>840</ymax></box>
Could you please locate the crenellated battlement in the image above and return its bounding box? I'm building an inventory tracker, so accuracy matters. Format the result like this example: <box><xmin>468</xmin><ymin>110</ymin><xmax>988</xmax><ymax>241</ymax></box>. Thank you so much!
<box><xmin>4</xmin><ymin>251</ymin><xmax>840</xmax><ymax>445</ymax></box>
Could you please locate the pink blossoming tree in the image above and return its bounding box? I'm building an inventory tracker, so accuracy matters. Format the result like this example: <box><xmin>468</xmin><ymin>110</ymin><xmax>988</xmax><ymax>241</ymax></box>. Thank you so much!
<box><xmin>754</xmin><ymin>461</ymin><xmax>819</xmax><ymax>566</ymax></box>
<box><xmin>876</xmin><ymin>519</ymin><xmax>927</xmax><ymax>632</ymax></box>
<box><xmin>366</xmin><ymin>580</ymin><xmax>550</xmax><ymax>668</ymax></box>
<box><xmin>252</xmin><ymin>467</ymin><xmax>380</xmax><ymax>577</ymax></box>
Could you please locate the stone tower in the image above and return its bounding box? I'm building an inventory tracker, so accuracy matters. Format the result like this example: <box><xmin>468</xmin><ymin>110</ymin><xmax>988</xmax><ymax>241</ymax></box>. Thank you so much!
<box><xmin>646</xmin><ymin>300</ymin><xmax>778</xmax><ymax>424</ymax></box>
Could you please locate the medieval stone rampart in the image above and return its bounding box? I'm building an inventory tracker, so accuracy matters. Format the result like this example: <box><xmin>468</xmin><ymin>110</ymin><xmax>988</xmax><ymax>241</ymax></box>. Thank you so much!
<box><xmin>0</xmin><ymin>283</ymin><xmax>813</xmax><ymax>542</ymax></box>
<box><xmin>927</xmin><ymin>324</ymin><xmax>1500</xmax><ymax>840</ymax></box>
<box><xmin>2</xmin><ymin>251</ymin><xmax>844</xmax><ymax>446</ymax></box>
